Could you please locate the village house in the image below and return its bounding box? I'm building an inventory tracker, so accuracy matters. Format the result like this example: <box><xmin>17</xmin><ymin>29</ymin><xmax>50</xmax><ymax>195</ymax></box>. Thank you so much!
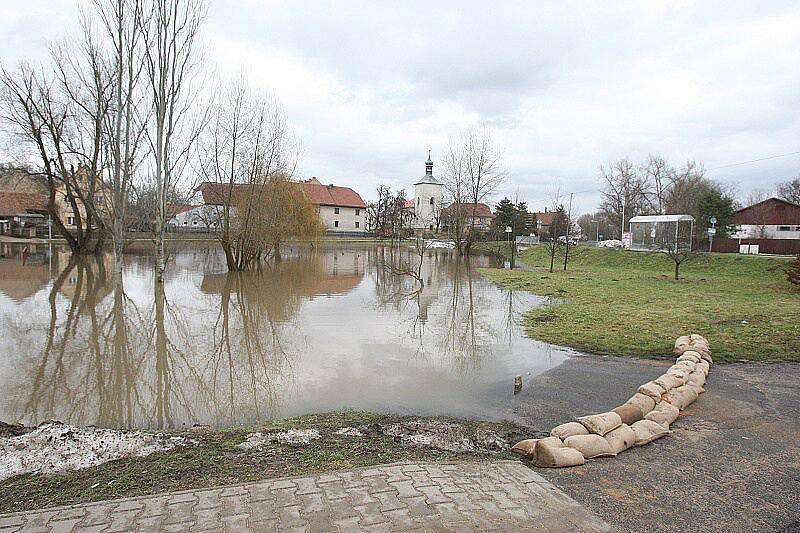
<box><xmin>726</xmin><ymin>197</ymin><xmax>800</xmax><ymax>254</ymax></box>
<box><xmin>191</xmin><ymin>179</ymin><xmax>367</xmax><ymax>235</ymax></box>
<box><xmin>441</xmin><ymin>202</ymin><xmax>495</xmax><ymax>232</ymax></box>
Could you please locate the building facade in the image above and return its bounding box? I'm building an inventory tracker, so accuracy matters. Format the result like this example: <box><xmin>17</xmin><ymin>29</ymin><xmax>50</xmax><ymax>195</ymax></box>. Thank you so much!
<box><xmin>730</xmin><ymin>197</ymin><xmax>800</xmax><ymax>240</ymax></box>
<box><xmin>193</xmin><ymin>179</ymin><xmax>367</xmax><ymax>235</ymax></box>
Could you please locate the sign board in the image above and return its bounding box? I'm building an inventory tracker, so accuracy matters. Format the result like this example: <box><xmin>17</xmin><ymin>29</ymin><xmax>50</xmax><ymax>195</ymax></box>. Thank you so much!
<box><xmin>622</xmin><ymin>231</ymin><xmax>632</xmax><ymax>248</ymax></box>
<box><xmin>707</xmin><ymin>227</ymin><xmax>716</xmax><ymax>236</ymax></box>
<box><xmin>505</xmin><ymin>226</ymin><xmax>512</xmax><ymax>233</ymax></box>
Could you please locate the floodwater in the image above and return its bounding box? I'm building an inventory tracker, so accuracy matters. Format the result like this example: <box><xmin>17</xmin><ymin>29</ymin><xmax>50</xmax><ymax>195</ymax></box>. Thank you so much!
<box><xmin>0</xmin><ymin>242</ymin><xmax>570</xmax><ymax>429</ymax></box>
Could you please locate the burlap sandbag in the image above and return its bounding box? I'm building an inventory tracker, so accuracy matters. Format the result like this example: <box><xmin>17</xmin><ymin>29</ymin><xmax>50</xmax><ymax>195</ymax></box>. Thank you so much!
<box><xmin>674</xmin><ymin>335</ymin><xmax>691</xmax><ymax>355</ymax></box>
<box><xmin>604</xmin><ymin>424</ymin><xmax>637</xmax><ymax>454</ymax></box>
<box><xmin>613</xmin><ymin>402</ymin><xmax>644</xmax><ymax>425</ymax></box>
<box><xmin>696</xmin><ymin>359</ymin><xmax>710</xmax><ymax>376</ymax></box>
<box><xmin>663</xmin><ymin>384</ymin><xmax>699</xmax><ymax>409</ymax></box>
<box><xmin>626</xmin><ymin>392</ymin><xmax>656</xmax><ymax>414</ymax></box>
<box><xmin>534</xmin><ymin>436</ymin><xmax>586</xmax><ymax>468</ymax></box>
<box><xmin>550</xmin><ymin>422</ymin><xmax>589</xmax><ymax>440</ymax></box>
<box><xmin>699</xmin><ymin>351</ymin><xmax>713</xmax><ymax>364</ymax></box>
<box><xmin>511</xmin><ymin>439</ymin><xmax>538</xmax><ymax>456</ymax></box>
<box><xmin>564</xmin><ymin>434</ymin><xmax>617</xmax><ymax>459</ymax></box>
<box><xmin>645</xmin><ymin>401</ymin><xmax>679</xmax><ymax>426</ymax></box>
<box><xmin>577</xmin><ymin>412</ymin><xmax>622</xmax><ymax>436</ymax></box>
<box><xmin>690</xmin><ymin>334</ymin><xmax>709</xmax><ymax>346</ymax></box>
<box><xmin>667</xmin><ymin>366</ymin><xmax>690</xmax><ymax>380</ymax></box>
<box><xmin>638</xmin><ymin>381</ymin><xmax>666</xmax><ymax>402</ymax></box>
<box><xmin>687</xmin><ymin>369</ymin><xmax>706</xmax><ymax>389</ymax></box>
<box><xmin>654</xmin><ymin>373</ymin><xmax>684</xmax><ymax>391</ymax></box>
<box><xmin>674</xmin><ymin>360</ymin><xmax>697</xmax><ymax>372</ymax></box>
<box><xmin>632</xmin><ymin>419</ymin><xmax>671</xmax><ymax>446</ymax></box>
<box><xmin>677</xmin><ymin>351</ymin><xmax>701</xmax><ymax>363</ymax></box>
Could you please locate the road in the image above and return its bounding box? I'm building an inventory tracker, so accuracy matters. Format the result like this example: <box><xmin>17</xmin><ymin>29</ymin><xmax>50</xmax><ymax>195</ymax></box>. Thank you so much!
<box><xmin>497</xmin><ymin>354</ymin><xmax>800</xmax><ymax>532</ymax></box>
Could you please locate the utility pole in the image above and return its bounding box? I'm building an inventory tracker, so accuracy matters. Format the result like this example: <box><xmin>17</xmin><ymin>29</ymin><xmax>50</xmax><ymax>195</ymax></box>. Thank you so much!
<box><xmin>564</xmin><ymin>192</ymin><xmax>573</xmax><ymax>271</ymax></box>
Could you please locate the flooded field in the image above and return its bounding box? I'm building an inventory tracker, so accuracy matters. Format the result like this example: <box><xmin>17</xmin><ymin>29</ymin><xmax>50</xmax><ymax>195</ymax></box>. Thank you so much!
<box><xmin>0</xmin><ymin>242</ymin><xmax>569</xmax><ymax>429</ymax></box>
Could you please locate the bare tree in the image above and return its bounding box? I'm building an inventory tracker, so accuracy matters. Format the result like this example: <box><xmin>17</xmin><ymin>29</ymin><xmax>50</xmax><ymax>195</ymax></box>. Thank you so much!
<box><xmin>95</xmin><ymin>0</ymin><xmax>148</xmax><ymax>275</ymax></box>
<box><xmin>777</xmin><ymin>177</ymin><xmax>800</xmax><ymax>205</ymax></box>
<box><xmin>641</xmin><ymin>154</ymin><xmax>676</xmax><ymax>215</ymax></box>
<box><xmin>140</xmin><ymin>0</ymin><xmax>207</xmax><ymax>280</ymax></box>
<box><xmin>442</xmin><ymin>127</ymin><xmax>505</xmax><ymax>256</ymax></box>
<box><xmin>599</xmin><ymin>157</ymin><xmax>650</xmax><ymax>239</ymax></box>
<box><xmin>197</xmin><ymin>77</ymin><xmax>318</xmax><ymax>270</ymax></box>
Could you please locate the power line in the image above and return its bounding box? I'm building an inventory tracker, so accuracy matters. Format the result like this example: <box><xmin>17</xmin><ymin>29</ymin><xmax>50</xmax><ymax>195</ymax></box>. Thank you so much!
<box><xmin>706</xmin><ymin>150</ymin><xmax>800</xmax><ymax>171</ymax></box>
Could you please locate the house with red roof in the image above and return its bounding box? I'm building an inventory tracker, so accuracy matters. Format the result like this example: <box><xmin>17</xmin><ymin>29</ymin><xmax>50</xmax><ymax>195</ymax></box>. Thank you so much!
<box><xmin>441</xmin><ymin>202</ymin><xmax>495</xmax><ymax>232</ymax></box>
<box><xmin>0</xmin><ymin>191</ymin><xmax>49</xmax><ymax>237</ymax></box>
<box><xmin>193</xmin><ymin>178</ymin><xmax>367</xmax><ymax>234</ymax></box>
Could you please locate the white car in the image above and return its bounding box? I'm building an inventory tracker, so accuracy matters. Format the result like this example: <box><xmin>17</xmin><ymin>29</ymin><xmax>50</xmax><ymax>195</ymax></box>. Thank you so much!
<box><xmin>598</xmin><ymin>239</ymin><xmax>623</xmax><ymax>248</ymax></box>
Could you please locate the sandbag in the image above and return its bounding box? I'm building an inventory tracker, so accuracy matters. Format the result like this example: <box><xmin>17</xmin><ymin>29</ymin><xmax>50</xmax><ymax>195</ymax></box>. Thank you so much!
<box><xmin>534</xmin><ymin>436</ymin><xmax>585</xmax><ymax>468</ymax></box>
<box><xmin>674</xmin><ymin>360</ymin><xmax>696</xmax><ymax>372</ymax></box>
<box><xmin>674</xmin><ymin>336</ymin><xmax>691</xmax><ymax>356</ymax></box>
<box><xmin>638</xmin><ymin>381</ymin><xmax>666</xmax><ymax>402</ymax></box>
<box><xmin>696</xmin><ymin>359</ymin><xmax>710</xmax><ymax>376</ymax></box>
<box><xmin>511</xmin><ymin>439</ymin><xmax>538</xmax><ymax>456</ymax></box>
<box><xmin>667</xmin><ymin>366</ymin><xmax>690</xmax><ymax>381</ymax></box>
<box><xmin>604</xmin><ymin>424</ymin><xmax>637</xmax><ymax>454</ymax></box>
<box><xmin>654</xmin><ymin>373</ymin><xmax>684</xmax><ymax>391</ymax></box>
<box><xmin>699</xmin><ymin>351</ymin><xmax>713</xmax><ymax>364</ymax></box>
<box><xmin>645</xmin><ymin>401</ymin><xmax>680</xmax><ymax>426</ymax></box>
<box><xmin>663</xmin><ymin>385</ymin><xmax>699</xmax><ymax>409</ymax></box>
<box><xmin>632</xmin><ymin>419</ymin><xmax>671</xmax><ymax>446</ymax></box>
<box><xmin>626</xmin><ymin>392</ymin><xmax>656</xmax><ymax>414</ymax></box>
<box><xmin>613</xmin><ymin>402</ymin><xmax>644</xmax><ymax>425</ymax></box>
<box><xmin>689</xmin><ymin>334</ymin><xmax>708</xmax><ymax>346</ymax></box>
<box><xmin>687</xmin><ymin>370</ymin><xmax>706</xmax><ymax>389</ymax></box>
<box><xmin>577</xmin><ymin>412</ymin><xmax>622</xmax><ymax>436</ymax></box>
<box><xmin>677</xmin><ymin>351</ymin><xmax>701</xmax><ymax>363</ymax></box>
<box><xmin>550</xmin><ymin>422</ymin><xmax>589</xmax><ymax>440</ymax></box>
<box><xmin>687</xmin><ymin>383</ymin><xmax>705</xmax><ymax>395</ymax></box>
<box><xmin>564</xmin><ymin>434</ymin><xmax>617</xmax><ymax>459</ymax></box>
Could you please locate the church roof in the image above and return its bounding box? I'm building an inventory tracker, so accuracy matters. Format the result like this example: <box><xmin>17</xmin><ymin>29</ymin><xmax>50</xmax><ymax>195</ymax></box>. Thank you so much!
<box><xmin>414</xmin><ymin>174</ymin><xmax>442</xmax><ymax>186</ymax></box>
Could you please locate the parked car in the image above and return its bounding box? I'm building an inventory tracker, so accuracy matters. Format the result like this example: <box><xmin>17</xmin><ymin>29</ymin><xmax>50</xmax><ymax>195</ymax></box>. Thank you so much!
<box><xmin>558</xmin><ymin>236</ymin><xmax>578</xmax><ymax>246</ymax></box>
<box><xmin>598</xmin><ymin>239</ymin><xmax>623</xmax><ymax>248</ymax></box>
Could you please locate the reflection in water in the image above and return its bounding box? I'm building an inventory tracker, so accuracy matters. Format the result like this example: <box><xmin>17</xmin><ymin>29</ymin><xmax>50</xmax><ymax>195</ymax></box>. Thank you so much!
<box><xmin>0</xmin><ymin>244</ymin><xmax>569</xmax><ymax>428</ymax></box>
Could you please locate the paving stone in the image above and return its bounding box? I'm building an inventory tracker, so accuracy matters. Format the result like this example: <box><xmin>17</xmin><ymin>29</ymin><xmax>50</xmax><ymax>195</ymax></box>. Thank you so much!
<box><xmin>0</xmin><ymin>461</ymin><xmax>613</xmax><ymax>532</ymax></box>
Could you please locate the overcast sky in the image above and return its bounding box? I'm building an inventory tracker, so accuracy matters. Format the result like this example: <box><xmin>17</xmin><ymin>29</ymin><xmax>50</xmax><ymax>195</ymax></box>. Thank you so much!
<box><xmin>2</xmin><ymin>0</ymin><xmax>799</xmax><ymax>214</ymax></box>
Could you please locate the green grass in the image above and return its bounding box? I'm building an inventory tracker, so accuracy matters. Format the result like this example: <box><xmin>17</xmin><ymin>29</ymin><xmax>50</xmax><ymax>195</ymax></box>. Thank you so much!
<box><xmin>480</xmin><ymin>245</ymin><xmax>799</xmax><ymax>362</ymax></box>
<box><xmin>0</xmin><ymin>411</ymin><xmax>533</xmax><ymax>514</ymax></box>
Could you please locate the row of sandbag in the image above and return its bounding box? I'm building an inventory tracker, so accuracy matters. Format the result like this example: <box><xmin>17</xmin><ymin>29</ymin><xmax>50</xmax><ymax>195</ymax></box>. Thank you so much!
<box><xmin>512</xmin><ymin>334</ymin><xmax>713</xmax><ymax>467</ymax></box>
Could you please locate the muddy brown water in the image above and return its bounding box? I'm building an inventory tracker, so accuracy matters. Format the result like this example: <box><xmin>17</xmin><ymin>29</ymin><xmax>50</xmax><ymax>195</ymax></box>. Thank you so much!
<box><xmin>0</xmin><ymin>242</ymin><xmax>569</xmax><ymax>429</ymax></box>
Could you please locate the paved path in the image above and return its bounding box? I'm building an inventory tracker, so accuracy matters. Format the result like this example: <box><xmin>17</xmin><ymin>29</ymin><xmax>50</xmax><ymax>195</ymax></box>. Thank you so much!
<box><xmin>0</xmin><ymin>461</ymin><xmax>612</xmax><ymax>532</ymax></box>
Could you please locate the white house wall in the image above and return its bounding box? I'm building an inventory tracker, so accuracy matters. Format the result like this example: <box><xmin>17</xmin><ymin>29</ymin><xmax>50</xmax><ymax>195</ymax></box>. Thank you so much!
<box><xmin>318</xmin><ymin>205</ymin><xmax>365</xmax><ymax>233</ymax></box>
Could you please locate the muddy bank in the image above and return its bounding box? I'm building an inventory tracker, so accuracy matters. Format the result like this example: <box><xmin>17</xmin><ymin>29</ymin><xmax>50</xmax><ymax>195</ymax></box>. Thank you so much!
<box><xmin>0</xmin><ymin>411</ymin><xmax>533</xmax><ymax>514</ymax></box>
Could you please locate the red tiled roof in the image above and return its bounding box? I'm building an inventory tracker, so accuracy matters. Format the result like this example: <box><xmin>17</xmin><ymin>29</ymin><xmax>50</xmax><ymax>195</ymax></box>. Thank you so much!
<box><xmin>197</xmin><ymin>181</ymin><xmax>366</xmax><ymax>209</ymax></box>
<box><xmin>0</xmin><ymin>192</ymin><xmax>48</xmax><ymax>216</ymax></box>
<box><xmin>404</xmin><ymin>199</ymin><xmax>414</xmax><ymax>209</ymax></box>
<box><xmin>444</xmin><ymin>202</ymin><xmax>494</xmax><ymax>218</ymax></box>
<box><xmin>300</xmin><ymin>181</ymin><xmax>366</xmax><ymax>208</ymax></box>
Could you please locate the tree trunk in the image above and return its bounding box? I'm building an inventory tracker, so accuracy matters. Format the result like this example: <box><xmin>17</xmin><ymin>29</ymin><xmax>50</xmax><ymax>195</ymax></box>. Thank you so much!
<box><xmin>674</xmin><ymin>260</ymin><xmax>679</xmax><ymax>281</ymax></box>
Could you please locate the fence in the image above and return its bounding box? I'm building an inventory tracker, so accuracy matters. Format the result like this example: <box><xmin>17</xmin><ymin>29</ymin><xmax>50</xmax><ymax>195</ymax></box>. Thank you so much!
<box><xmin>706</xmin><ymin>238</ymin><xmax>800</xmax><ymax>255</ymax></box>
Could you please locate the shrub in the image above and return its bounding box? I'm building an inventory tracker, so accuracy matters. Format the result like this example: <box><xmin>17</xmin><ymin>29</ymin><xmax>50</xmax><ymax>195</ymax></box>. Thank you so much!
<box><xmin>786</xmin><ymin>254</ymin><xmax>800</xmax><ymax>287</ymax></box>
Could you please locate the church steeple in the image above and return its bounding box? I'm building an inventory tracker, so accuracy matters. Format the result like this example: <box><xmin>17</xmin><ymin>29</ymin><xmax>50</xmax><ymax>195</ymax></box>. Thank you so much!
<box><xmin>425</xmin><ymin>149</ymin><xmax>433</xmax><ymax>176</ymax></box>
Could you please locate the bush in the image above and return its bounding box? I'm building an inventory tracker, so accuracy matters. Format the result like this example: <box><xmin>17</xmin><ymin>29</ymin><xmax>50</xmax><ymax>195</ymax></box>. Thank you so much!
<box><xmin>787</xmin><ymin>254</ymin><xmax>800</xmax><ymax>287</ymax></box>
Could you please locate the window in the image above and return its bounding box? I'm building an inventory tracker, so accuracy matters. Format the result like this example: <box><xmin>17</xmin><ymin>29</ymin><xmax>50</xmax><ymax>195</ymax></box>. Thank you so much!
<box><xmin>67</xmin><ymin>216</ymin><xmax>75</xmax><ymax>226</ymax></box>
<box><xmin>430</xmin><ymin>197</ymin><xmax>434</xmax><ymax>205</ymax></box>
<box><xmin>355</xmin><ymin>209</ymin><xmax>360</xmax><ymax>216</ymax></box>
<box><xmin>334</xmin><ymin>207</ymin><xmax>340</xmax><ymax>214</ymax></box>
<box><xmin>334</xmin><ymin>220</ymin><xmax>339</xmax><ymax>228</ymax></box>
<box><xmin>778</xmin><ymin>226</ymin><xmax>791</xmax><ymax>231</ymax></box>
<box><xmin>355</xmin><ymin>221</ymin><xmax>359</xmax><ymax>228</ymax></box>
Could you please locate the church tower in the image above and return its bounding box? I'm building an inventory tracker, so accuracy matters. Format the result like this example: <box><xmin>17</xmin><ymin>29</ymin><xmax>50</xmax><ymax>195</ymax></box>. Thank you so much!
<box><xmin>413</xmin><ymin>150</ymin><xmax>443</xmax><ymax>231</ymax></box>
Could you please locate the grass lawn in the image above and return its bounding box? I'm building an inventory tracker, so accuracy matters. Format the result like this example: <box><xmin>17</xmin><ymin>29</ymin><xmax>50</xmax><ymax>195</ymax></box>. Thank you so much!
<box><xmin>0</xmin><ymin>412</ymin><xmax>532</xmax><ymax>514</ymax></box>
<box><xmin>479</xmin><ymin>244</ymin><xmax>800</xmax><ymax>362</ymax></box>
